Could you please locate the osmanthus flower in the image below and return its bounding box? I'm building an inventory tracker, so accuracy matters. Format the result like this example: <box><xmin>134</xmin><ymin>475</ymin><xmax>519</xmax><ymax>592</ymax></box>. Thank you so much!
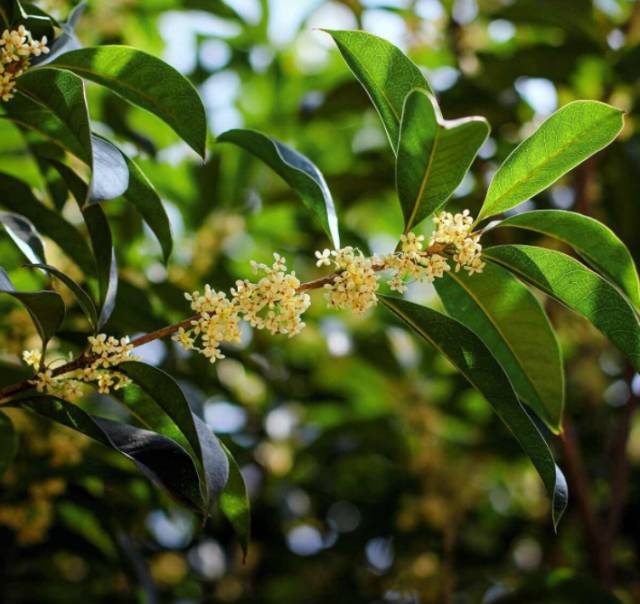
<box><xmin>319</xmin><ymin>247</ymin><xmax>380</xmax><ymax>315</ymax></box>
<box><xmin>23</xmin><ymin>334</ymin><xmax>138</xmax><ymax>398</ymax></box>
<box><xmin>0</xmin><ymin>25</ymin><xmax>50</xmax><ymax>102</ymax></box>
<box><xmin>169</xmin><ymin>210</ymin><xmax>486</xmax><ymax>363</ymax></box>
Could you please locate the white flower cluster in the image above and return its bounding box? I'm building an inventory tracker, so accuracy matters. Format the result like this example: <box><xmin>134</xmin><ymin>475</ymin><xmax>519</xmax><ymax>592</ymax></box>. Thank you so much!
<box><xmin>0</xmin><ymin>26</ymin><xmax>49</xmax><ymax>102</ymax></box>
<box><xmin>174</xmin><ymin>254</ymin><xmax>311</xmax><ymax>363</ymax></box>
<box><xmin>315</xmin><ymin>246</ymin><xmax>380</xmax><ymax>314</ymax></box>
<box><xmin>382</xmin><ymin>232</ymin><xmax>450</xmax><ymax>294</ymax></box>
<box><xmin>430</xmin><ymin>210</ymin><xmax>485</xmax><ymax>275</ymax></box>
<box><xmin>25</xmin><ymin>334</ymin><xmax>138</xmax><ymax>398</ymax></box>
<box><xmin>172</xmin><ymin>210</ymin><xmax>484</xmax><ymax>358</ymax></box>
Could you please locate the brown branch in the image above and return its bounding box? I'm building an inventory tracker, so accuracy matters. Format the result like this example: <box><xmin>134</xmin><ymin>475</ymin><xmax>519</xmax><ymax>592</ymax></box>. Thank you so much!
<box><xmin>0</xmin><ymin>243</ymin><xmax>450</xmax><ymax>404</ymax></box>
<box><xmin>559</xmin><ymin>417</ymin><xmax>611</xmax><ymax>582</ymax></box>
<box><xmin>606</xmin><ymin>367</ymin><xmax>638</xmax><ymax>550</ymax></box>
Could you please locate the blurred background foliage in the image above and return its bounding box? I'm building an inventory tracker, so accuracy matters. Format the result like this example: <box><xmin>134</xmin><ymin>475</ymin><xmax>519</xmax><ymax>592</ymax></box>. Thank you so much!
<box><xmin>1</xmin><ymin>0</ymin><xmax>640</xmax><ymax>602</ymax></box>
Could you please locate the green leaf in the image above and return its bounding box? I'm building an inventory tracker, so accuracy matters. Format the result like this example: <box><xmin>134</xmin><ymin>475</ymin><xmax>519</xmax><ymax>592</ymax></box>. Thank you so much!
<box><xmin>478</xmin><ymin>101</ymin><xmax>624</xmax><ymax>221</ymax></box>
<box><xmin>19</xmin><ymin>396</ymin><xmax>205</xmax><ymax>511</ymax></box>
<box><xmin>397</xmin><ymin>89</ymin><xmax>489</xmax><ymax>231</ymax></box>
<box><xmin>435</xmin><ymin>263</ymin><xmax>564</xmax><ymax>431</ymax></box>
<box><xmin>41</xmin><ymin>46</ymin><xmax>208</xmax><ymax>157</ymax></box>
<box><xmin>14</xmin><ymin>68</ymin><xmax>92</xmax><ymax>164</ymax></box>
<box><xmin>220</xmin><ymin>441</ymin><xmax>250</xmax><ymax>557</ymax></box>
<box><xmin>0</xmin><ymin>210</ymin><xmax>46</xmax><ymax>264</ymax></box>
<box><xmin>3</xmin><ymin>81</ymin><xmax>91</xmax><ymax>164</ymax></box>
<box><xmin>495</xmin><ymin>210</ymin><xmax>640</xmax><ymax>308</ymax></box>
<box><xmin>26</xmin><ymin>263</ymin><xmax>98</xmax><ymax>330</ymax></box>
<box><xmin>484</xmin><ymin>245</ymin><xmax>640</xmax><ymax>371</ymax></box>
<box><xmin>122</xmin><ymin>155</ymin><xmax>172</xmax><ymax>263</ymax></box>
<box><xmin>0</xmin><ymin>266</ymin><xmax>65</xmax><ymax>344</ymax></box>
<box><xmin>119</xmin><ymin>362</ymin><xmax>229</xmax><ymax>507</ymax></box>
<box><xmin>379</xmin><ymin>295</ymin><xmax>568</xmax><ymax>528</ymax></box>
<box><xmin>325</xmin><ymin>29</ymin><xmax>431</xmax><ymax>153</ymax></box>
<box><xmin>82</xmin><ymin>204</ymin><xmax>117</xmax><ymax>328</ymax></box>
<box><xmin>88</xmin><ymin>135</ymin><xmax>129</xmax><ymax>202</ymax></box>
<box><xmin>219</xmin><ymin>129</ymin><xmax>340</xmax><ymax>248</ymax></box>
<box><xmin>0</xmin><ymin>172</ymin><xmax>95</xmax><ymax>277</ymax></box>
<box><xmin>119</xmin><ymin>362</ymin><xmax>203</xmax><ymax>472</ymax></box>
<box><xmin>0</xmin><ymin>410</ymin><xmax>19</xmax><ymax>477</ymax></box>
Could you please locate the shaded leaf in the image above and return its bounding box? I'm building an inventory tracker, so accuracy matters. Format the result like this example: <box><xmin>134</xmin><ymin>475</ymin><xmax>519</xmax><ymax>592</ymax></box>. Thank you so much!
<box><xmin>26</xmin><ymin>263</ymin><xmax>98</xmax><ymax>330</ymax></box>
<box><xmin>219</xmin><ymin>441</ymin><xmax>251</xmax><ymax>557</ymax></box>
<box><xmin>82</xmin><ymin>204</ymin><xmax>117</xmax><ymax>328</ymax></box>
<box><xmin>484</xmin><ymin>245</ymin><xmax>640</xmax><ymax>371</ymax></box>
<box><xmin>0</xmin><ymin>210</ymin><xmax>45</xmax><ymax>264</ymax></box>
<box><xmin>20</xmin><ymin>396</ymin><xmax>205</xmax><ymax>511</ymax></box>
<box><xmin>397</xmin><ymin>89</ymin><xmax>489</xmax><ymax>231</ymax></box>
<box><xmin>325</xmin><ymin>29</ymin><xmax>431</xmax><ymax>152</ymax></box>
<box><xmin>42</xmin><ymin>46</ymin><xmax>207</xmax><ymax>157</ymax></box>
<box><xmin>0</xmin><ymin>410</ymin><xmax>19</xmax><ymax>477</ymax></box>
<box><xmin>478</xmin><ymin>101</ymin><xmax>624</xmax><ymax>221</ymax></box>
<box><xmin>495</xmin><ymin>210</ymin><xmax>640</xmax><ymax>308</ymax></box>
<box><xmin>435</xmin><ymin>263</ymin><xmax>564</xmax><ymax>431</ymax></box>
<box><xmin>120</xmin><ymin>362</ymin><xmax>229</xmax><ymax>507</ymax></box>
<box><xmin>219</xmin><ymin>128</ymin><xmax>340</xmax><ymax>247</ymax></box>
<box><xmin>122</xmin><ymin>155</ymin><xmax>172</xmax><ymax>262</ymax></box>
<box><xmin>380</xmin><ymin>295</ymin><xmax>568</xmax><ymax>528</ymax></box>
<box><xmin>0</xmin><ymin>266</ymin><xmax>65</xmax><ymax>344</ymax></box>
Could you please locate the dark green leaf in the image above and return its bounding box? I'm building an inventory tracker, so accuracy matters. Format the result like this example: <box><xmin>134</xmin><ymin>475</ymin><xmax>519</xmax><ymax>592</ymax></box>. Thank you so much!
<box><xmin>120</xmin><ymin>362</ymin><xmax>229</xmax><ymax>507</ymax></box>
<box><xmin>0</xmin><ymin>410</ymin><xmax>19</xmax><ymax>477</ymax></box>
<box><xmin>325</xmin><ymin>29</ymin><xmax>431</xmax><ymax>153</ymax></box>
<box><xmin>484</xmin><ymin>245</ymin><xmax>640</xmax><ymax>371</ymax></box>
<box><xmin>41</xmin><ymin>46</ymin><xmax>208</xmax><ymax>157</ymax></box>
<box><xmin>219</xmin><ymin>128</ymin><xmax>340</xmax><ymax>247</ymax></box>
<box><xmin>82</xmin><ymin>204</ymin><xmax>117</xmax><ymax>328</ymax></box>
<box><xmin>478</xmin><ymin>101</ymin><xmax>624</xmax><ymax>221</ymax></box>
<box><xmin>435</xmin><ymin>263</ymin><xmax>564</xmax><ymax>431</ymax></box>
<box><xmin>14</xmin><ymin>68</ymin><xmax>92</xmax><ymax>164</ymax></box>
<box><xmin>122</xmin><ymin>155</ymin><xmax>172</xmax><ymax>262</ymax></box>
<box><xmin>397</xmin><ymin>89</ymin><xmax>489</xmax><ymax>231</ymax></box>
<box><xmin>0</xmin><ymin>172</ymin><xmax>95</xmax><ymax>275</ymax></box>
<box><xmin>220</xmin><ymin>441</ymin><xmax>250</xmax><ymax>556</ymax></box>
<box><xmin>0</xmin><ymin>266</ymin><xmax>65</xmax><ymax>344</ymax></box>
<box><xmin>19</xmin><ymin>395</ymin><xmax>205</xmax><ymax>511</ymax></box>
<box><xmin>26</xmin><ymin>263</ymin><xmax>98</xmax><ymax>330</ymax></box>
<box><xmin>380</xmin><ymin>295</ymin><xmax>568</xmax><ymax>528</ymax></box>
<box><xmin>0</xmin><ymin>210</ymin><xmax>45</xmax><ymax>264</ymax></box>
<box><xmin>495</xmin><ymin>210</ymin><xmax>640</xmax><ymax>308</ymax></box>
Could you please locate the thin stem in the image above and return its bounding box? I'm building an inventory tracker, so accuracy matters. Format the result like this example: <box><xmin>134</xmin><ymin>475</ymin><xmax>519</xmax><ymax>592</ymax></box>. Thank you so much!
<box><xmin>0</xmin><ymin>242</ymin><xmax>449</xmax><ymax>404</ymax></box>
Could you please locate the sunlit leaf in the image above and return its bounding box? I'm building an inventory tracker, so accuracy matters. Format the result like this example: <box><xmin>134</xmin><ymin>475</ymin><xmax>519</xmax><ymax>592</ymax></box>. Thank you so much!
<box><xmin>397</xmin><ymin>89</ymin><xmax>489</xmax><ymax>231</ymax></box>
<box><xmin>41</xmin><ymin>46</ymin><xmax>208</xmax><ymax>157</ymax></box>
<box><xmin>478</xmin><ymin>101</ymin><xmax>624</xmax><ymax>221</ymax></box>
<box><xmin>495</xmin><ymin>210</ymin><xmax>640</xmax><ymax>308</ymax></box>
<box><xmin>326</xmin><ymin>29</ymin><xmax>431</xmax><ymax>152</ymax></box>
<box><xmin>484</xmin><ymin>245</ymin><xmax>640</xmax><ymax>371</ymax></box>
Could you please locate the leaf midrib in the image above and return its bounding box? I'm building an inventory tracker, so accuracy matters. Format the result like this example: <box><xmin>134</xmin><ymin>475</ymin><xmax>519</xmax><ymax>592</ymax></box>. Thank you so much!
<box><xmin>483</xmin><ymin>111</ymin><xmax>616</xmax><ymax>217</ymax></box>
